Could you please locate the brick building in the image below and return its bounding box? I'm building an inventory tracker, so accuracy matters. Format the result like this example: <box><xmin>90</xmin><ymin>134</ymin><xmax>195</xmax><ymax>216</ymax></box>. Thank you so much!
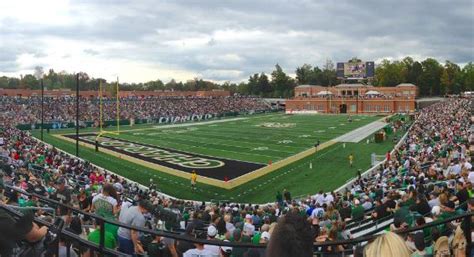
<box><xmin>286</xmin><ymin>83</ymin><xmax>417</xmax><ymax>114</ymax></box>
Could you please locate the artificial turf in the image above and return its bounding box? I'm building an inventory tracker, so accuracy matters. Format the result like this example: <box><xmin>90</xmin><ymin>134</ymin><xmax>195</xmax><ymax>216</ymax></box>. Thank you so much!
<box><xmin>32</xmin><ymin>113</ymin><xmax>405</xmax><ymax>203</ymax></box>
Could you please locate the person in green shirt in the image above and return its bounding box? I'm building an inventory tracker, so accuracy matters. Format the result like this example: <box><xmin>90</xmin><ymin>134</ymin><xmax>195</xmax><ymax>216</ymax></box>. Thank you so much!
<box><xmin>41</xmin><ymin>172</ymin><xmax>51</xmax><ymax>185</ymax></box>
<box><xmin>437</xmin><ymin>201</ymin><xmax>457</xmax><ymax>234</ymax></box>
<box><xmin>251</xmin><ymin>231</ymin><xmax>261</xmax><ymax>245</ymax></box>
<box><xmin>276</xmin><ymin>191</ymin><xmax>283</xmax><ymax>205</ymax></box>
<box><xmin>438</xmin><ymin>201</ymin><xmax>457</xmax><ymax>220</ymax></box>
<box><xmin>351</xmin><ymin>200</ymin><xmax>365</xmax><ymax>221</ymax></box>
<box><xmin>88</xmin><ymin>227</ymin><xmax>117</xmax><ymax>249</ymax></box>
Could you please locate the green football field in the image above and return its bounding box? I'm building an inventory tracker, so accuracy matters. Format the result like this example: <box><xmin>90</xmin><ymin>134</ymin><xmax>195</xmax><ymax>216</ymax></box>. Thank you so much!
<box><xmin>33</xmin><ymin>113</ymin><xmax>407</xmax><ymax>203</ymax></box>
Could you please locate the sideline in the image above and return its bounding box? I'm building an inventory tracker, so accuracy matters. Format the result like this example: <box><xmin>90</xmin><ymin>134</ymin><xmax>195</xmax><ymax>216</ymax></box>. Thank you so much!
<box><xmin>117</xmin><ymin>117</ymin><xmax>249</xmax><ymax>133</ymax></box>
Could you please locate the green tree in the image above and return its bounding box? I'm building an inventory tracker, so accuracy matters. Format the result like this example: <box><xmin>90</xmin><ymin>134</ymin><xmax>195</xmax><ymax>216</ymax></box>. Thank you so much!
<box><xmin>221</xmin><ymin>81</ymin><xmax>238</xmax><ymax>94</ymax></box>
<box><xmin>247</xmin><ymin>73</ymin><xmax>259</xmax><ymax>95</ymax></box>
<box><xmin>440</xmin><ymin>61</ymin><xmax>461</xmax><ymax>94</ymax></box>
<box><xmin>0</xmin><ymin>76</ymin><xmax>8</xmax><ymax>88</ymax></box>
<box><xmin>144</xmin><ymin>79</ymin><xmax>164</xmax><ymax>91</ymax></box>
<box><xmin>236</xmin><ymin>81</ymin><xmax>249</xmax><ymax>95</ymax></box>
<box><xmin>321</xmin><ymin>60</ymin><xmax>337</xmax><ymax>86</ymax></box>
<box><xmin>461</xmin><ymin>62</ymin><xmax>474</xmax><ymax>92</ymax></box>
<box><xmin>257</xmin><ymin>72</ymin><xmax>272</xmax><ymax>96</ymax></box>
<box><xmin>440</xmin><ymin>69</ymin><xmax>449</xmax><ymax>95</ymax></box>
<box><xmin>409</xmin><ymin>61</ymin><xmax>423</xmax><ymax>86</ymax></box>
<box><xmin>21</xmin><ymin>74</ymin><xmax>39</xmax><ymax>89</ymax></box>
<box><xmin>271</xmin><ymin>64</ymin><xmax>295</xmax><ymax>98</ymax></box>
<box><xmin>7</xmin><ymin>77</ymin><xmax>20</xmax><ymax>88</ymax></box>
<box><xmin>310</xmin><ymin>66</ymin><xmax>324</xmax><ymax>85</ymax></box>
<box><xmin>374</xmin><ymin>59</ymin><xmax>405</xmax><ymax>86</ymax></box>
<box><xmin>296</xmin><ymin>64</ymin><xmax>313</xmax><ymax>84</ymax></box>
<box><xmin>419</xmin><ymin>58</ymin><xmax>442</xmax><ymax>96</ymax></box>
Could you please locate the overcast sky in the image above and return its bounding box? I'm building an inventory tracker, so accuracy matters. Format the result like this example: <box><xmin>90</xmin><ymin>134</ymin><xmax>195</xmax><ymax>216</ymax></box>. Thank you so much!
<box><xmin>0</xmin><ymin>0</ymin><xmax>472</xmax><ymax>83</ymax></box>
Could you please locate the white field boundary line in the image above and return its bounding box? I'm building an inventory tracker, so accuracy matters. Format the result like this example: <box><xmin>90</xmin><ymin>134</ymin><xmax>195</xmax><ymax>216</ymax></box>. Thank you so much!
<box><xmin>118</xmin><ymin>117</ymin><xmax>249</xmax><ymax>133</ymax></box>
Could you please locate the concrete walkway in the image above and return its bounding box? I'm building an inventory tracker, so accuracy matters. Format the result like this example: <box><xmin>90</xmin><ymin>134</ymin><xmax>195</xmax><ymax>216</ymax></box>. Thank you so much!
<box><xmin>333</xmin><ymin>120</ymin><xmax>387</xmax><ymax>143</ymax></box>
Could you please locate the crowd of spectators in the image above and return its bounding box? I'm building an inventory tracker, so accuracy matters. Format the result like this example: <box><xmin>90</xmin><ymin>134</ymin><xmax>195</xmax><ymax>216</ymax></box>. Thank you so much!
<box><xmin>0</xmin><ymin>98</ymin><xmax>472</xmax><ymax>257</ymax></box>
<box><xmin>0</xmin><ymin>96</ymin><xmax>271</xmax><ymax>127</ymax></box>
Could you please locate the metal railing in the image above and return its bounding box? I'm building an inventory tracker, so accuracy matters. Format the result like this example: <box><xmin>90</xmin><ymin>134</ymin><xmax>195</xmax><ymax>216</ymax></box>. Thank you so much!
<box><xmin>2</xmin><ymin>185</ymin><xmax>472</xmax><ymax>257</ymax></box>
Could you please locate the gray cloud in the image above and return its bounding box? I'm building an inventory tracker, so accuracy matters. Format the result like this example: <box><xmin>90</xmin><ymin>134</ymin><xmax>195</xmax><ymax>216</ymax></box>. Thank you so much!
<box><xmin>83</xmin><ymin>49</ymin><xmax>99</xmax><ymax>56</ymax></box>
<box><xmin>0</xmin><ymin>0</ymin><xmax>472</xmax><ymax>82</ymax></box>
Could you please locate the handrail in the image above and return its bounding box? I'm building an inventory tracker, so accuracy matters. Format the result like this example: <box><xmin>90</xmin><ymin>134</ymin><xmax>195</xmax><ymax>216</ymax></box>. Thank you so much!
<box><xmin>2</xmin><ymin>184</ymin><xmax>472</xmax><ymax>257</ymax></box>
<box><xmin>313</xmin><ymin>211</ymin><xmax>473</xmax><ymax>247</ymax></box>
<box><xmin>4</xmin><ymin>184</ymin><xmax>472</xmax><ymax>250</ymax></box>
<box><xmin>0</xmin><ymin>204</ymin><xmax>130</xmax><ymax>257</ymax></box>
<box><xmin>4</xmin><ymin>185</ymin><xmax>267</xmax><ymax>248</ymax></box>
<box><xmin>6</xmin><ymin>206</ymin><xmax>56</xmax><ymax>217</ymax></box>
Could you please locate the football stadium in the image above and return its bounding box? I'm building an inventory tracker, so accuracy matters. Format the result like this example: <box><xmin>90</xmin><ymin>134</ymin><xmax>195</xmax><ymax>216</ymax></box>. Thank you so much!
<box><xmin>0</xmin><ymin>1</ymin><xmax>473</xmax><ymax>257</ymax></box>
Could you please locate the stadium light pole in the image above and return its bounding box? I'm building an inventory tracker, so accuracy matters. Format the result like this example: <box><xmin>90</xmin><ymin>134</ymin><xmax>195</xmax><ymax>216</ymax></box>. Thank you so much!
<box><xmin>40</xmin><ymin>79</ymin><xmax>44</xmax><ymax>141</ymax></box>
<box><xmin>75</xmin><ymin>73</ymin><xmax>80</xmax><ymax>157</ymax></box>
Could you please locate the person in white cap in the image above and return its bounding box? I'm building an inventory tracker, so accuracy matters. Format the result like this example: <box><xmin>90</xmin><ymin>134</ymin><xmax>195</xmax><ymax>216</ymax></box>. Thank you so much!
<box><xmin>224</xmin><ymin>214</ymin><xmax>235</xmax><ymax>234</ymax></box>
<box><xmin>243</xmin><ymin>214</ymin><xmax>255</xmax><ymax>236</ymax></box>
<box><xmin>204</xmin><ymin>225</ymin><xmax>220</xmax><ymax>256</ymax></box>
<box><xmin>260</xmin><ymin>231</ymin><xmax>271</xmax><ymax>243</ymax></box>
<box><xmin>220</xmin><ymin>240</ymin><xmax>232</xmax><ymax>257</ymax></box>
<box><xmin>183</xmin><ymin>230</ymin><xmax>214</xmax><ymax>257</ymax></box>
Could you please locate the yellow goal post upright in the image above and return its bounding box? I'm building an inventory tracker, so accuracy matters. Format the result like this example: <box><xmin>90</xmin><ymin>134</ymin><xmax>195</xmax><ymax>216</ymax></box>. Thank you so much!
<box><xmin>95</xmin><ymin>78</ymin><xmax>120</xmax><ymax>144</ymax></box>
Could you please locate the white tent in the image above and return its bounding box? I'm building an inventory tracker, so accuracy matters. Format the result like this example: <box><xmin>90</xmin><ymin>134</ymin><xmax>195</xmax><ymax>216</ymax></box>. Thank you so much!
<box><xmin>365</xmin><ymin>90</ymin><xmax>381</xmax><ymax>95</ymax></box>
<box><xmin>316</xmin><ymin>90</ymin><xmax>333</xmax><ymax>95</ymax></box>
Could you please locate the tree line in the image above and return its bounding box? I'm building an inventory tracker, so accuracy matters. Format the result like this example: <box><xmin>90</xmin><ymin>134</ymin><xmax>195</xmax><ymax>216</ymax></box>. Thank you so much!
<box><xmin>0</xmin><ymin>57</ymin><xmax>472</xmax><ymax>97</ymax></box>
